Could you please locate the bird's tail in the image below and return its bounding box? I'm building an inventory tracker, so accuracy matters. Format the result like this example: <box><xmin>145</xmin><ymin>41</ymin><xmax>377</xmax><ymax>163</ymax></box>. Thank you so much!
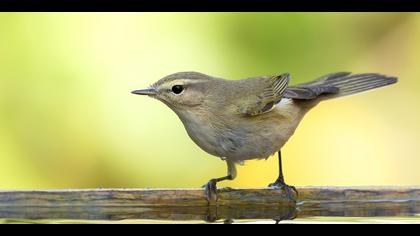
<box><xmin>286</xmin><ymin>72</ymin><xmax>398</xmax><ymax>102</ymax></box>
<box><xmin>323</xmin><ymin>72</ymin><xmax>398</xmax><ymax>99</ymax></box>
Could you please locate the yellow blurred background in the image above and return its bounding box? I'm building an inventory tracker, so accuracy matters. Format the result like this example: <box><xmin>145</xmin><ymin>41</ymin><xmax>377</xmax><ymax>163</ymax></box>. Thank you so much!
<box><xmin>0</xmin><ymin>13</ymin><xmax>419</xmax><ymax>189</ymax></box>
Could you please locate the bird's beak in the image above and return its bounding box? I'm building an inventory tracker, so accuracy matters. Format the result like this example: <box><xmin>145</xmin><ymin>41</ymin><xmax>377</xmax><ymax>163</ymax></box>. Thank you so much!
<box><xmin>131</xmin><ymin>88</ymin><xmax>157</xmax><ymax>96</ymax></box>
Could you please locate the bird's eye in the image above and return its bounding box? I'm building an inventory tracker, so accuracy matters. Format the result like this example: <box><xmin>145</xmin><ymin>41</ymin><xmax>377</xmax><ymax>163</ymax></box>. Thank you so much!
<box><xmin>171</xmin><ymin>85</ymin><xmax>184</xmax><ymax>94</ymax></box>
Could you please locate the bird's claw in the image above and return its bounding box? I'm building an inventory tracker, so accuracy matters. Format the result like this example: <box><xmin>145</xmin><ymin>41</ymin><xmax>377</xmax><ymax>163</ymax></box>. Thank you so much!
<box><xmin>203</xmin><ymin>179</ymin><xmax>218</xmax><ymax>204</ymax></box>
<box><xmin>269</xmin><ymin>181</ymin><xmax>298</xmax><ymax>201</ymax></box>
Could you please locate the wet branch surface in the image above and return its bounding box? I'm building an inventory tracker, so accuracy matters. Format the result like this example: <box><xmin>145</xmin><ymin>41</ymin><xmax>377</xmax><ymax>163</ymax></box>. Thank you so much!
<box><xmin>0</xmin><ymin>187</ymin><xmax>419</xmax><ymax>222</ymax></box>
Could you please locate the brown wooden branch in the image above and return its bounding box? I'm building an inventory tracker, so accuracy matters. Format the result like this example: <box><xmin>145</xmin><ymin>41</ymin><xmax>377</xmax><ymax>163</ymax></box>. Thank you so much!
<box><xmin>0</xmin><ymin>187</ymin><xmax>419</xmax><ymax>222</ymax></box>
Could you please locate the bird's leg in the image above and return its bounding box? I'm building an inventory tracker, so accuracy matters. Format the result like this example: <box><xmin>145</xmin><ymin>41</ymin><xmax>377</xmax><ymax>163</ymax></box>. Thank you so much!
<box><xmin>269</xmin><ymin>151</ymin><xmax>298</xmax><ymax>200</ymax></box>
<box><xmin>203</xmin><ymin>175</ymin><xmax>232</xmax><ymax>203</ymax></box>
<box><xmin>203</xmin><ymin>161</ymin><xmax>236</xmax><ymax>204</ymax></box>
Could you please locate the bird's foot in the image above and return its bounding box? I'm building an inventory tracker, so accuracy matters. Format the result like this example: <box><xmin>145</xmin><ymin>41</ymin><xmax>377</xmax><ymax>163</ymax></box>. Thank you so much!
<box><xmin>203</xmin><ymin>179</ymin><xmax>219</xmax><ymax>204</ymax></box>
<box><xmin>268</xmin><ymin>180</ymin><xmax>298</xmax><ymax>201</ymax></box>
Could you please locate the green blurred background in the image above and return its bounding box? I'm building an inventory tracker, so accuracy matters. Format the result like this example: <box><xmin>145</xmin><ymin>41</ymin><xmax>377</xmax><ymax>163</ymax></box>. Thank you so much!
<box><xmin>0</xmin><ymin>13</ymin><xmax>419</xmax><ymax>189</ymax></box>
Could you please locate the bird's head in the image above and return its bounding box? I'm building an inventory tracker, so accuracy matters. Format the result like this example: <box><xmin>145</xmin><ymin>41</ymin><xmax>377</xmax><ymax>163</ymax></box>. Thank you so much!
<box><xmin>132</xmin><ymin>72</ymin><xmax>220</xmax><ymax>112</ymax></box>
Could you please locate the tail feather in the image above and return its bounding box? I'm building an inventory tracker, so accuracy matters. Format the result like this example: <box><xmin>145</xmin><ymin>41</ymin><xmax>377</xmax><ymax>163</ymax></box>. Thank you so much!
<box><xmin>322</xmin><ymin>73</ymin><xmax>398</xmax><ymax>98</ymax></box>
<box><xmin>284</xmin><ymin>72</ymin><xmax>398</xmax><ymax>100</ymax></box>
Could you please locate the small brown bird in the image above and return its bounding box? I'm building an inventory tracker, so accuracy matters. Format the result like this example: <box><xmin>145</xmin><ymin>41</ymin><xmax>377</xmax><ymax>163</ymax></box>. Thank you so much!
<box><xmin>132</xmin><ymin>72</ymin><xmax>397</xmax><ymax>203</ymax></box>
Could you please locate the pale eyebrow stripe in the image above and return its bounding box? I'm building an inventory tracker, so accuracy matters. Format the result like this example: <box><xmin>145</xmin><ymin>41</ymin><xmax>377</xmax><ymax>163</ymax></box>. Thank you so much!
<box><xmin>154</xmin><ymin>78</ymin><xmax>205</xmax><ymax>88</ymax></box>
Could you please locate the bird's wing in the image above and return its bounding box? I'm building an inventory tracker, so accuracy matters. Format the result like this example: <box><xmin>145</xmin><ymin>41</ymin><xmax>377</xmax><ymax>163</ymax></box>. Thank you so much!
<box><xmin>238</xmin><ymin>74</ymin><xmax>290</xmax><ymax>116</ymax></box>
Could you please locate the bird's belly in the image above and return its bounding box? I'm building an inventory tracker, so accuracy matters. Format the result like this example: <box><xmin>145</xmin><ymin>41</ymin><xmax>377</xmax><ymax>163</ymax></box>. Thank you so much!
<box><xmin>226</xmin><ymin>101</ymin><xmax>306</xmax><ymax>162</ymax></box>
<box><xmin>180</xmin><ymin>99</ymin><xmax>307</xmax><ymax>163</ymax></box>
<box><xmin>225</xmin><ymin>121</ymin><xmax>297</xmax><ymax>162</ymax></box>
<box><xmin>183</xmin><ymin>117</ymin><xmax>298</xmax><ymax>163</ymax></box>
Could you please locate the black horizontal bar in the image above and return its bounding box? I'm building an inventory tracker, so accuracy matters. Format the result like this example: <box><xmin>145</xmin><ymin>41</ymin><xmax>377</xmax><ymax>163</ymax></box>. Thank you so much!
<box><xmin>0</xmin><ymin>0</ymin><xmax>417</xmax><ymax>12</ymax></box>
